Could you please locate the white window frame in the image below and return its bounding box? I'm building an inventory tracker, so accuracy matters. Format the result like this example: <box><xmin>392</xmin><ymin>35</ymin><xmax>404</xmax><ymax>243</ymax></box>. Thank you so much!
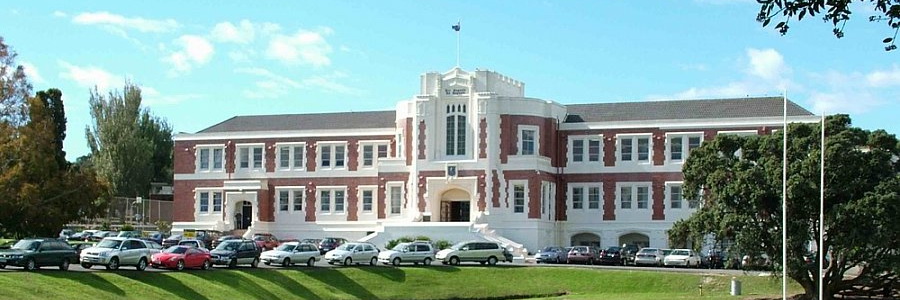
<box><xmin>195</xmin><ymin>145</ymin><xmax>225</xmax><ymax>172</ymax></box>
<box><xmin>513</xmin><ymin>183</ymin><xmax>526</xmax><ymax>213</ymax></box>
<box><xmin>666</xmin><ymin>132</ymin><xmax>704</xmax><ymax>163</ymax></box>
<box><xmin>387</xmin><ymin>183</ymin><xmax>404</xmax><ymax>215</ymax></box>
<box><xmin>317</xmin><ymin>187</ymin><xmax>347</xmax><ymax>215</ymax></box>
<box><xmin>235</xmin><ymin>143</ymin><xmax>265</xmax><ymax>171</ymax></box>
<box><xmin>445</xmin><ymin>103</ymin><xmax>468</xmax><ymax>157</ymax></box>
<box><xmin>275</xmin><ymin>187</ymin><xmax>304</xmax><ymax>213</ymax></box>
<box><xmin>617</xmin><ymin>183</ymin><xmax>652</xmax><ymax>210</ymax></box>
<box><xmin>518</xmin><ymin>125</ymin><xmax>539</xmax><ymax>156</ymax></box>
<box><xmin>359</xmin><ymin>141</ymin><xmax>389</xmax><ymax>168</ymax></box>
<box><xmin>666</xmin><ymin>183</ymin><xmax>683</xmax><ymax>209</ymax></box>
<box><xmin>358</xmin><ymin>186</ymin><xmax>377</xmax><ymax>214</ymax></box>
<box><xmin>569</xmin><ymin>135</ymin><xmax>603</xmax><ymax>164</ymax></box>
<box><xmin>317</xmin><ymin>142</ymin><xmax>348</xmax><ymax>170</ymax></box>
<box><xmin>569</xmin><ymin>183</ymin><xmax>602</xmax><ymax>210</ymax></box>
<box><xmin>617</xmin><ymin>134</ymin><xmax>652</xmax><ymax>163</ymax></box>
<box><xmin>195</xmin><ymin>189</ymin><xmax>223</xmax><ymax>215</ymax></box>
<box><xmin>275</xmin><ymin>143</ymin><xmax>306</xmax><ymax>171</ymax></box>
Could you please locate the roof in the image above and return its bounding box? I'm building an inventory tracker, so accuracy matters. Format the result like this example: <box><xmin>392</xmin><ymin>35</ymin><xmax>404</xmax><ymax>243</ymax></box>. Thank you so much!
<box><xmin>563</xmin><ymin>97</ymin><xmax>813</xmax><ymax>123</ymax></box>
<box><xmin>197</xmin><ymin>110</ymin><xmax>396</xmax><ymax>133</ymax></box>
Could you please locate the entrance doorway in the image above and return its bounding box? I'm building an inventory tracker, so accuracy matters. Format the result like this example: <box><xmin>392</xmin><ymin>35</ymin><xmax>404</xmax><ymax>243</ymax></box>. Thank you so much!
<box><xmin>234</xmin><ymin>201</ymin><xmax>252</xmax><ymax>230</ymax></box>
<box><xmin>440</xmin><ymin>201</ymin><xmax>470</xmax><ymax>222</ymax></box>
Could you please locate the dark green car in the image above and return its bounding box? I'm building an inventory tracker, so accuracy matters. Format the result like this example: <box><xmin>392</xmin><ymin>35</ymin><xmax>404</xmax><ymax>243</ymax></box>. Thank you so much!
<box><xmin>0</xmin><ymin>238</ymin><xmax>79</xmax><ymax>270</ymax></box>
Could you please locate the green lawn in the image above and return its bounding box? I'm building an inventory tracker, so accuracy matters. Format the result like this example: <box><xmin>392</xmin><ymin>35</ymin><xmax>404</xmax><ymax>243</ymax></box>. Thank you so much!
<box><xmin>0</xmin><ymin>266</ymin><xmax>802</xmax><ymax>300</ymax></box>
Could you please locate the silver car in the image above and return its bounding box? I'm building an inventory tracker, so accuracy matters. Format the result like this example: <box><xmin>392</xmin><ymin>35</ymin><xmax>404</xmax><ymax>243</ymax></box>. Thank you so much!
<box><xmin>261</xmin><ymin>242</ymin><xmax>321</xmax><ymax>267</ymax></box>
<box><xmin>378</xmin><ymin>242</ymin><xmax>435</xmax><ymax>266</ymax></box>
<box><xmin>534</xmin><ymin>246</ymin><xmax>567</xmax><ymax>264</ymax></box>
<box><xmin>80</xmin><ymin>238</ymin><xmax>160</xmax><ymax>270</ymax></box>
<box><xmin>324</xmin><ymin>242</ymin><xmax>379</xmax><ymax>266</ymax></box>
<box><xmin>633</xmin><ymin>247</ymin><xmax>665</xmax><ymax>267</ymax></box>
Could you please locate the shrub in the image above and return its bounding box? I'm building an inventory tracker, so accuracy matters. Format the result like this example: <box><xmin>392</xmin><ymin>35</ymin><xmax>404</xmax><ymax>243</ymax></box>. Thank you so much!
<box><xmin>385</xmin><ymin>236</ymin><xmax>415</xmax><ymax>249</ymax></box>
<box><xmin>121</xmin><ymin>224</ymin><xmax>135</xmax><ymax>232</ymax></box>
<box><xmin>434</xmin><ymin>239</ymin><xmax>453</xmax><ymax>250</ymax></box>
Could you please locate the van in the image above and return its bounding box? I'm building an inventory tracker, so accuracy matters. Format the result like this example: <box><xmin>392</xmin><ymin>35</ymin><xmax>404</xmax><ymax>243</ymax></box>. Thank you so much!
<box><xmin>435</xmin><ymin>241</ymin><xmax>505</xmax><ymax>266</ymax></box>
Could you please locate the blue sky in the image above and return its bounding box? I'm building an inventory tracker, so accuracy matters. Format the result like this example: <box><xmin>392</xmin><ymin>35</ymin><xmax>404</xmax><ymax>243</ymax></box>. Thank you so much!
<box><xmin>2</xmin><ymin>1</ymin><xmax>898</xmax><ymax>161</ymax></box>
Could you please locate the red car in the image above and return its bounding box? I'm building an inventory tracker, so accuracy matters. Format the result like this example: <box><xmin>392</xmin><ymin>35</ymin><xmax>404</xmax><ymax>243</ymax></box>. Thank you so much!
<box><xmin>151</xmin><ymin>246</ymin><xmax>211</xmax><ymax>270</ymax></box>
<box><xmin>252</xmin><ymin>233</ymin><xmax>280</xmax><ymax>251</ymax></box>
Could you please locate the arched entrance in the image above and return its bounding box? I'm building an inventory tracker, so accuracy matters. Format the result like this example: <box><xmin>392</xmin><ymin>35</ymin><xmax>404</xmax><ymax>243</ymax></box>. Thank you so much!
<box><xmin>570</xmin><ymin>232</ymin><xmax>601</xmax><ymax>247</ymax></box>
<box><xmin>440</xmin><ymin>189</ymin><xmax>470</xmax><ymax>222</ymax></box>
<box><xmin>619</xmin><ymin>233</ymin><xmax>650</xmax><ymax>248</ymax></box>
<box><xmin>234</xmin><ymin>201</ymin><xmax>252</xmax><ymax>230</ymax></box>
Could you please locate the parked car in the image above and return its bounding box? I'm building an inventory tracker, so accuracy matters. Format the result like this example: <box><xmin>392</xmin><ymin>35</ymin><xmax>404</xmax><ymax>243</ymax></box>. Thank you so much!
<box><xmin>261</xmin><ymin>242</ymin><xmax>321</xmax><ymax>267</ymax></box>
<box><xmin>301</xmin><ymin>238</ymin><xmax>322</xmax><ymax>246</ymax></box>
<box><xmin>741</xmin><ymin>254</ymin><xmax>772</xmax><ymax>270</ymax></box>
<box><xmin>212</xmin><ymin>235</ymin><xmax>240</xmax><ymax>249</ymax></box>
<box><xmin>502</xmin><ymin>248</ymin><xmax>514</xmax><ymax>262</ymax></box>
<box><xmin>435</xmin><ymin>241</ymin><xmax>506</xmax><ymax>266</ymax></box>
<box><xmin>162</xmin><ymin>235</ymin><xmax>183</xmax><ymax>248</ymax></box>
<box><xmin>633</xmin><ymin>248</ymin><xmax>665</xmax><ymax>267</ymax></box>
<box><xmin>177</xmin><ymin>239</ymin><xmax>209</xmax><ymax>250</ymax></box>
<box><xmin>701</xmin><ymin>249</ymin><xmax>740</xmax><ymax>269</ymax></box>
<box><xmin>117</xmin><ymin>231</ymin><xmax>142</xmax><ymax>238</ymax></box>
<box><xmin>150</xmin><ymin>246</ymin><xmax>212</xmax><ymax>270</ymax></box>
<box><xmin>663</xmin><ymin>249</ymin><xmax>701</xmax><ymax>268</ymax></box>
<box><xmin>143</xmin><ymin>231</ymin><xmax>166</xmax><ymax>245</ymax></box>
<box><xmin>566</xmin><ymin>246</ymin><xmax>602</xmax><ymax>265</ymax></box>
<box><xmin>210</xmin><ymin>239</ymin><xmax>261</xmax><ymax>268</ymax></box>
<box><xmin>252</xmin><ymin>233</ymin><xmax>280</xmax><ymax>251</ymax></box>
<box><xmin>318</xmin><ymin>237</ymin><xmax>348</xmax><ymax>254</ymax></box>
<box><xmin>80</xmin><ymin>238</ymin><xmax>160</xmax><ymax>270</ymax></box>
<box><xmin>67</xmin><ymin>241</ymin><xmax>94</xmax><ymax>256</ymax></box>
<box><xmin>195</xmin><ymin>230</ymin><xmax>221</xmax><ymax>250</ymax></box>
<box><xmin>59</xmin><ymin>229</ymin><xmax>76</xmax><ymax>240</ymax></box>
<box><xmin>620</xmin><ymin>244</ymin><xmax>639</xmax><ymax>265</ymax></box>
<box><xmin>324</xmin><ymin>242</ymin><xmax>379</xmax><ymax>266</ymax></box>
<box><xmin>144</xmin><ymin>240</ymin><xmax>164</xmax><ymax>251</ymax></box>
<box><xmin>0</xmin><ymin>238</ymin><xmax>79</xmax><ymax>271</ymax></box>
<box><xmin>533</xmin><ymin>246</ymin><xmax>567</xmax><ymax>264</ymax></box>
<box><xmin>598</xmin><ymin>246</ymin><xmax>624</xmax><ymax>265</ymax></box>
<box><xmin>378</xmin><ymin>241</ymin><xmax>435</xmax><ymax>266</ymax></box>
<box><xmin>89</xmin><ymin>231</ymin><xmax>116</xmax><ymax>242</ymax></box>
<box><xmin>69</xmin><ymin>230</ymin><xmax>98</xmax><ymax>242</ymax></box>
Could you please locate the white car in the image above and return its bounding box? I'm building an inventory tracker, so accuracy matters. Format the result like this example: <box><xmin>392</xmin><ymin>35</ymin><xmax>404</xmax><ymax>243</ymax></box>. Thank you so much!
<box><xmin>80</xmin><ymin>238</ymin><xmax>160</xmax><ymax>270</ymax></box>
<box><xmin>323</xmin><ymin>242</ymin><xmax>379</xmax><ymax>266</ymax></box>
<box><xmin>632</xmin><ymin>247</ymin><xmax>665</xmax><ymax>266</ymax></box>
<box><xmin>378</xmin><ymin>242</ymin><xmax>435</xmax><ymax>266</ymax></box>
<box><xmin>663</xmin><ymin>249</ymin><xmax>701</xmax><ymax>267</ymax></box>
<box><xmin>261</xmin><ymin>242</ymin><xmax>321</xmax><ymax>267</ymax></box>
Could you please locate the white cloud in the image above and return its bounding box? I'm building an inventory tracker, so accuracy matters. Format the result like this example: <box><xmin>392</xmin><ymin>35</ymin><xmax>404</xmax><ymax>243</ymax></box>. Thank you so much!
<box><xmin>72</xmin><ymin>11</ymin><xmax>179</xmax><ymax>33</ymax></box>
<box><xmin>58</xmin><ymin>61</ymin><xmax>124</xmax><ymax>91</ymax></box>
<box><xmin>141</xmin><ymin>86</ymin><xmax>203</xmax><ymax>106</ymax></box>
<box><xmin>235</xmin><ymin>68</ymin><xmax>360</xmax><ymax>99</ymax></box>
<box><xmin>19</xmin><ymin>62</ymin><xmax>45</xmax><ymax>84</ymax></box>
<box><xmin>163</xmin><ymin>35</ymin><xmax>214</xmax><ymax>75</ymax></box>
<box><xmin>266</xmin><ymin>28</ymin><xmax>333</xmax><ymax>66</ymax></box>
<box><xmin>211</xmin><ymin>20</ymin><xmax>255</xmax><ymax>44</ymax></box>
<box><xmin>805</xmin><ymin>68</ymin><xmax>898</xmax><ymax>114</ymax></box>
<box><xmin>301</xmin><ymin>72</ymin><xmax>361</xmax><ymax>96</ymax></box>
<box><xmin>746</xmin><ymin>48</ymin><xmax>789</xmax><ymax>82</ymax></box>
<box><xmin>865</xmin><ymin>65</ymin><xmax>900</xmax><ymax>87</ymax></box>
<box><xmin>52</xmin><ymin>11</ymin><xmax>67</xmax><ymax>18</ymax></box>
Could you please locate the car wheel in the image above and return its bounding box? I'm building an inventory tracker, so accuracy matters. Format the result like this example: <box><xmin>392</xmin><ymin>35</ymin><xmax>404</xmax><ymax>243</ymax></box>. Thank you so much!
<box><xmin>176</xmin><ymin>260</ymin><xmax>185</xmax><ymax>271</ymax></box>
<box><xmin>343</xmin><ymin>257</ymin><xmax>352</xmax><ymax>266</ymax></box>
<box><xmin>282</xmin><ymin>258</ymin><xmax>291</xmax><ymax>267</ymax></box>
<box><xmin>306</xmin><ymin>257</ymin><xmax>315</xmax><ymax>267</ymax></box>
<box><xmin>251</xmin><ymin>258</ymin><xmax>259</xmax><ymax>268</ymax></box>
<box><xmin>392</xmin><ymin>257</ymin><xmax>401</xmax><ymax>266</ymax></box>
<box><xmin>369</xmin><ymin>257</ymin><xmax>377</xmax><ymax>266</ymax></box>
<box><xmin>137</xmin><ymin>258</ymin><xmax>148</xmax><ymax>271</ymax></box>
<box><xmin>228</xmin><ymin>258</ymin><xmax>237</xmax><ymax>268</ymax></box>
<box><xmin>449</xmin><ymin>256</ymin><xmax>460</xmax><ymax>266</ymax></box>
<box><xmin>487</xmin><ymin>256</ymin><xmax>498</xmax><ymax>266</ymax></box>
<box><xmin>60</xmin><ymin>259</ymin><xmax>70</xmax><ymax>271</ymax></box>
<box><xmin>202</xmin><ymin>260</ymin><xmax>211</xmax><ymax>270</ymax></box>
<box><xmin>107</xmin><ymin>257</ymin><xmax>120</xmax><ymax>270</ymax></box>
<box><xmin>24</xmin><ymin>258</ymin><xmax>36</xmax><ymax>271</ymax></box>
<box><xmin>0</xmin><ymin>264</ymin><xmax>5</xmax><ymax>269</ymax></box>
<box><xmin>81</xmin><ymin>263</ymin><xmax>92</xmax><ymax>269</ymax></box>
<box><xmin>423</xmin><ymin>257</ymin><xmax>432</xmax><ymax>266</ymax></box>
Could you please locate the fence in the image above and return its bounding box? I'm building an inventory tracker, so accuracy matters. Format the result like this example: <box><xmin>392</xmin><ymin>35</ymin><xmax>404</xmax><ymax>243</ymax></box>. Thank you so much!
<box><xmin>67</xmin><ymin>197</ymin><xmax>173</xmax><ymax>231</ymax></box>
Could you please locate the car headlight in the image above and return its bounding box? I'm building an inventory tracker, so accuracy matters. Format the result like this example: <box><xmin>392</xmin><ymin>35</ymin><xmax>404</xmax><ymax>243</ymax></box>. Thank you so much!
<box><xmin>100</xmin><ymin>252</ymin><xmax>111</xmax><ymax>257</ymax></box>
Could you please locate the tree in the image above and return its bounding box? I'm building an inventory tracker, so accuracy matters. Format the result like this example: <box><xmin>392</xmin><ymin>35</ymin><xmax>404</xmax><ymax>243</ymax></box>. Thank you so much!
<box><xmin>36</xmin><ymin>88</ymin><xmax>67</xmax><ymax>169</ymax></box>
<box><xmin>86</xmin><ymin>83</ymin><xmax>173</xmax><ymax>198</ymax></box>
<box><xmin>0</xmin><ymin>37</ymin><xmax>31</xmax><ymax>126</ymax></box>
<box><xmin>756</xmin><ymin>0</ymin><xmax>900</xmax><ymax>51</ymax></box>
<box><xmin>669</xmin><ymin>115</ymin><xmax>899</xmax><ymax>299</ymax></box>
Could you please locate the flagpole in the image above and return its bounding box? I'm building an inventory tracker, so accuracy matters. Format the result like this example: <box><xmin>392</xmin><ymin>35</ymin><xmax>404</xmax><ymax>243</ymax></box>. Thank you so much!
<box><xmin>456</xmin><ymin>19</ymin><xmax>461</xmax><ymax>68</ymax></box>
<box><xmin>782</xmin><ymin>91</ymin><xmax>788</xmax><ymax>300</ymax></box>
<box><xmin>819</xmin><ymin>112</ymin><xmax>825</xmax><ymax>300</ymax></box>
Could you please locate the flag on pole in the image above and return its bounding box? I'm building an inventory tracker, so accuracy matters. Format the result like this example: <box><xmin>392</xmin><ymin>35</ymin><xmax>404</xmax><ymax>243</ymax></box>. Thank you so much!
<box><xmin>452</xmin><ymin>21</ymin><xmax>460</xmax><ymax>32</ymax></box>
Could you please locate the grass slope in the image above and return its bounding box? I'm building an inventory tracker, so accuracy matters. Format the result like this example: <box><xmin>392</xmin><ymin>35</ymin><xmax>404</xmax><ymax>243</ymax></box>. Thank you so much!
<box><xmin>0</xmin><ymin>266</ymin><xmax>800</xmax><ymax>300</ymax></box>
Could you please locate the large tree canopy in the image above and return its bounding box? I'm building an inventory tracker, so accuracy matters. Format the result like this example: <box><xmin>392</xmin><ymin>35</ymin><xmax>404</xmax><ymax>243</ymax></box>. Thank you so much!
<box><xmin>756</xmin><ymin>0</ymin><xmax>900</xmax><ymax>51</ymax></box>
<box><xmin>669</xmin><ymin>115</ymin><xmax>899</xmax><ymax>300</ymax></box>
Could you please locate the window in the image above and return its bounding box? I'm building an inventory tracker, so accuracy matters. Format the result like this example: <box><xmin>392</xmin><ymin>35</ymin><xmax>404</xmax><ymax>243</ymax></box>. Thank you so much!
<box><xmin>212</xmin><ymin>192</ymin><xmax>222</xmax><ymax>212</ymax></box>
<box><xmin>446</xmin><ymin>104</ymin><xmax>467</xmax><ymax>156</ymax></box>
<box><xmin>390</xmin><ymin>186</ymin><xmax>402</xmax><ymax>214</ymax></box>
<box><xmin>279</xmin><ymin>190</ymin><xmax>289</xmax><ymax>211</ymax></box>
<box><xmin>361</xmin><ymin>143</ymin><xmax>388</xmax><ymax>167</ymax></box>
<box><xmin>237</xmin><ymin>145</ymin><xmax>264</xmax><ymax>170</ymax></box>
<box><xmin>588</xmin><ymin>187</ymin><xmax>601</xmax><ymax>209</ymax></box>
<box><xmin>362</xmin><ymin>190</ymin><xmax>373</xmax><ymax>212</ymax></box>
<box><xmin>318</xmin><ymin>189</ymin><xmax>345</xmax><ymax>213</ymax></box>
<box><xmin>196</xmin><ymin>146</ymin><xmax>224</xmax><ymax>171</ymax></box>
<box><xmin>513</xmin><ymin>184</ymin><xmax>526</xmax><ymax>213</ymax></box>
<box><xmin>377</xmin><ymin>144</ymin><xmax>388</xmax><ymax>158</ymax></box>
<box><xmin>619</xmin><ymin>187</ymin><xmax>632</xmax><ymax>209</ymax></box>
<box><xmin>668</xmin><ymin>134</ymin><xmax>703</xmax><ymax>161</ymax></box>
<box><xmin>588</xmin><ymin>140</ymin><xmax>601</xmax><ymax>161</ymax></box>
<box><xmin>319</xmin><ymin>144</ymin><xmax>347</xmax><ymax>169</ymax></box>
<box><xmin>334</xmin><ymin>190</ymin><xmax>345</xmax><ymax>212</ymax></box>
<box><xmin>637</xmin><ymin>186</ymin><xmax>649</xmax><ymax>209</ymax></box>
<box><xmin>619</xmin><ymin>136</ymin><xmax>650</xmax><ymax>162</ymax></box>
<box><xmin>572</xmin><ymin>187</ymin><xmax>584</xmax><ymax>209</ymax></box>
<box><xmin>670</xmin><ymin>185</ymin><xmax>683</xmax><ymax>209</ymax></box>
<box><xmin>670</xmin><ymin>137</ymin><xmax>683</xmax><ymax>160</ymax></box>
<box><xmin>277</xmin><ymin>144</ymin><xmax>305</xmax><ymax>170</ymax></box>
<box><xmin>199</xmin><ymin>192</ymin><xmax>209</xmax><ymax>213</ymax></box>
<box><xmin>292</xmin><ymin>190</ymin><xmax>302</xmax><ymax>211</ymax></box>
<box><xmin>320</xmin><ymin>190</ymin><xmax>331</xmax><ymax>213</ymax></box>
<box><xmin>571</xmin><ymin>137</ymin><xmax>602</xmax><ymax>163</ymax></box>
<box><xmin>573</xmin><ymin>140</ymin><xmax>584</xmax><ymax>162</ymax></box>
<box><xmin>688</xmin><ymin>192</ymin><xmax>700</xmax><ymax>209</ymax></box>
<box><xmin>520</xmin><ymin>129</ymin><xmax>536</xmax><ymax>155</ymax></box>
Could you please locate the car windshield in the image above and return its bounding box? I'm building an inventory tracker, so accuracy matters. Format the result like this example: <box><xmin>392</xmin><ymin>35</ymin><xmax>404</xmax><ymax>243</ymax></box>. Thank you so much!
<box><xmin>96</xmin><ymin>239</ymin><xmax>122</xmax><ymax>249</ymax></box>
<box><xmin>253</xmin><ymin>236</ymin><xmax>265</xmax><ymax>241</ymax></box>
<box><xmin>336</xmin><ymin>244</ymin><xmax>356</xmax><ymax>251</ymax></box>
<box><xmin>572</xmin><ymin>246</ymin><xmax>588</xmax><ymax>252</ymax></box>
<box><xmin>276</xmin><ymin>244</ymin><xmax>295</xmax><ymax>251</ymax></box>
<box><xmin>164</xmin><ymin>246</ymin><xmax>188</xmax><ymax>254</ymax></box>
<box><xmin>216</xmin><ymin>241</ymin><xmax>240</xmax><ymax>251</ymax></box>
<box><xmin>672</xmin><ymin>250</ymin><xmax>690</xmax><ymax>256</ymax></box>
<box><xmin>392</xmin><ymin>243</ymin><xmax>411</xmax><ymax>251</ymax></box>
<box><xmin>12</xmin><ymin>240</ymin><xmax>39</xmax><ymax>250</ymax></box>
<box><xmin>540</xmin><ymin>247</ymin><xmax>557</xmax><ymax>252</ymax></box>
<box><xmin>638</xmin><ymin>248</ymin><xmax>658</xmax><ymax>254</ymax></box>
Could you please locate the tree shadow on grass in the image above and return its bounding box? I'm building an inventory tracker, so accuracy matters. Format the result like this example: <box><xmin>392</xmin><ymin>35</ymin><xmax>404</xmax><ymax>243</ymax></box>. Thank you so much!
<box><xmin>425</xmin><ymin>264</ymin><xmax>461</xmax><ymax>273</ymax></box>
<box><xmin>115</xmin><ymin>271</ymin><xmax>209</xmax><ymax>300</ymax></box>
<box><xmin>183</xmin><ymin>269</ymin><xmax>280</xmax><ymax>300</ymax></box>
<box><xmin>306</xmin><ymin>267</ymin><xmax>381</xmax><ymax>300</ymax></box>
<box><xmin>357</xmin><ymin>265</ymin><xmax>406</xmax><ymax>282</ymax></box>
<box><xmin>241</xmin><ymin>268</ymin><xmax>323</xmax><ymax>300</ymax></box>
<box><xmin>40</xmin><ymin>271</ymin><xmax>126</xmax><ymax>296</ymax></box>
